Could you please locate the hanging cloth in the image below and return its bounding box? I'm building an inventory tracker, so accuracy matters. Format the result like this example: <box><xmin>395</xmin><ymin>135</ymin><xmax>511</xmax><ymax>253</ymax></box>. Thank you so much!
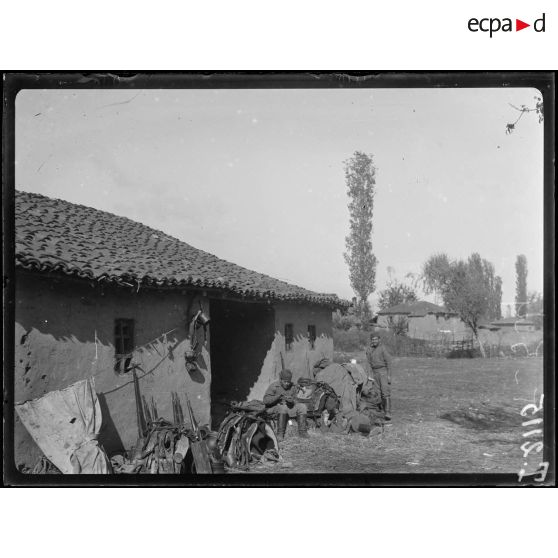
<box><xmin>15</xmin><ymin>377</ymin><xmax>111</xmax><ymax>474</ymax></box>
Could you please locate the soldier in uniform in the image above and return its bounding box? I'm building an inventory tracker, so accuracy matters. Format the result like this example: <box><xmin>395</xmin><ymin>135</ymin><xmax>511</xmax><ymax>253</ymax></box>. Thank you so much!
<box><xmin>365</xmin><ymin>334</ymin><xmax>393</xmax><ymax>421</ymax></box>
<box><xmin>263</xmin><ymin>369</ymin><xmax>308</xmax><ymax>440</ymax></box>
<box><xmin>358</xmin><ymin>376</ymin><xmax>386</xmax><ymax>426</ymax></box>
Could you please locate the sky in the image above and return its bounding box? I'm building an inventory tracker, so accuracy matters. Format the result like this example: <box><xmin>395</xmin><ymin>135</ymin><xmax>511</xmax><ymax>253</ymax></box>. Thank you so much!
<box><xmin>15</xmin><ymin>87</ymin><xmax>544</xmax><ymax>312</ymax></box>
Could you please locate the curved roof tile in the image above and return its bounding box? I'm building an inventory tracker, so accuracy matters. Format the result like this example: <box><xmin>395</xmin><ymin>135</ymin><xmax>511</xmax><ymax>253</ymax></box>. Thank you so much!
<box><xmin>15</xmin><ymin>190</ymin><xmax>347</xmax><ymax>308</ymax></box>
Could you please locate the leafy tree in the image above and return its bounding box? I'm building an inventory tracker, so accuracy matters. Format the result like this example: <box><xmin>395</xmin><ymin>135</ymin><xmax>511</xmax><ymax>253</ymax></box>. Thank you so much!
<box><xmin>332</xmin><ymin>310</ymin><xmax>358</xmax><ymax>331</ymax></box>
<box><xmin>515</xmin><ymin>254</ymin><xmax>528</xmax><ymax>318</ymax></box>
<box><xmin>491</xmin><ymin>276</ymin><xmax>503</xmax><ymax>321</ymax></box>
<box><xmin>526</xmin><ymin>291</ymin><xmax>543</xmax><ymax>329</ymax></box>
<box><xmin>422</xmin><ymin>253</ymin><xmax>451</xmax><ymax>297</ymax></box>
<box><xmin>526</xmin><ymin>291</ymin><xmax>543</xmax><ymax>313</ymax></box>
<box><xmin>422</xmin><ymin>253</ymin><xmax>503</xmax><ymax>357</ymax></box>
<box><xmin>475</xmin><ymin>256</ymin><xmax>502</xmax><ymax>321</ymax></box>
<box><xmin>343</xmin><ymin>151</ymin><xmax>377</xmax><ymax>321</ymax></box>
<box><xmin>378</xmin><ymin>279</ymin><xmax>418</xmax><ymax>310</ymax></box>
<box><xmin>386</xmin><ymin>315</ymin><xmax>409</xmax><ymax>336</ymax></box>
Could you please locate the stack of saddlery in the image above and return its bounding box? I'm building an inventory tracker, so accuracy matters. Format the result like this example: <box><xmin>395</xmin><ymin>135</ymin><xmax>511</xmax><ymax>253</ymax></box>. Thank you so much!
<box><xmin>216</xmin><ymin>400</ymin><xmax>280</xmax><ymax>471</ymax></box>
<box><xmin>295</xmin><ymin>377</ymin><xmax>340</xmax><ymax>421</ymax></box>
<box><xmin>117</xmin><ymin>421</ymin><xmax>221</xmax><ymax>475</ymax></box>
<box><xmin>213</xmin><ymin>377</ymin><xmax>345</xmax><ymax>471</ymax></box>
<box><xmin>112</xmin><ymin>381</ymin><xmax>225</xmax><ymax>474</ymax></box>
<box><xmin>138</xmin><ymin>391</ymin><xmax>225</xmax><ymax>474</ymax></box>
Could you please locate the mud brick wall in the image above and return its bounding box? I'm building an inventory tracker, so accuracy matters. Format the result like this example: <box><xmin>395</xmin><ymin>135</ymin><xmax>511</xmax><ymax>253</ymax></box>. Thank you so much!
<box><xmin>247</xmin><ymin>302</ymin><xmax>334</xmax><ymax>401</ymax></box>
<box><xmin>377</xmin><ymin>313</ymin><xmax>470</xmax><ymax>340</ymax></box>
<box><xmin>14</xmin><ymin>273</ymin><xmax>211</xmax><ymax>469</ymax></box>
<box><xmin>13</xmin><ymin>273</ymin><xmax>336</xmax><ymax>469</ymax></box>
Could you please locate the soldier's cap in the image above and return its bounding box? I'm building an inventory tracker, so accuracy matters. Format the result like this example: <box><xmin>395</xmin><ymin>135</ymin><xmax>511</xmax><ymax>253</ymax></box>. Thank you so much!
<box><xmin>279</xmin><ymin>369</ymin><xmax>293</xmax><ymax>381</ymax></box>
<box><xmin>370</xmin><ymin>333</ymin><xmax>380</xmax><ymax>340</ymax></box>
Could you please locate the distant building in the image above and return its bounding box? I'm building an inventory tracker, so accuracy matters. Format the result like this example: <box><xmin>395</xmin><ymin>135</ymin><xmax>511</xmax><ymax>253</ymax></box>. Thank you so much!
<box><xmin>377</xmin><ymin>301</ymin><xmax>470</xmax><ymax>340</ymax></box>
<box><xmin>489</xmin><ymin>318</ymin><xmax>536</xmax><ymax>332</ymax></box>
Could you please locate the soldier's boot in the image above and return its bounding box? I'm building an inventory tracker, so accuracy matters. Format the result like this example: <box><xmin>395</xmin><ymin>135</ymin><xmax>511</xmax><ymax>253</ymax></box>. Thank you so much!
<box><xmin>384</xmin><ymin>397</ymin><xmax>392</xmax><ymax>421</ymax></box>
<box><xmin>297</xmin><ymin>413</ymin><xmax>309</xmax><ymax>438</ymax></box>
<box><xmin>276</xmin><ymin>413</ymin><xmax>288</xmax><ymax>441</ymax></box>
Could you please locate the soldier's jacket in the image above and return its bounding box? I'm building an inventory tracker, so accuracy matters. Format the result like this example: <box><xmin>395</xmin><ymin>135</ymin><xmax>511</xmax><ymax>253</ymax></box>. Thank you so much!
<box><xmin>359</xmin><ymin>379</ymin><xmax>382</xmax><ymax>408</ymax></box>
<box><xmin>358</xmin><ymin>379</ymin><xmax>385</xmax><ymax>425</ymax></box>
<box><xmin>365</xmin><ymin>344</ymin><xmax>392</xmax><ymax>370</ymax></box>
<box><xmin>263</xmin><ymin>381</ymin><xmax>297</xmax><ymax>407</ymax></box>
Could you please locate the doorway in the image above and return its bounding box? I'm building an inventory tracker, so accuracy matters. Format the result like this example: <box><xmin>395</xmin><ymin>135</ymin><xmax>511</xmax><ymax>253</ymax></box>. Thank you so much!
<box><xmin>209</xmin><ymin>298</ymin><xmax>275</xmax><ymax>426</ymax></box>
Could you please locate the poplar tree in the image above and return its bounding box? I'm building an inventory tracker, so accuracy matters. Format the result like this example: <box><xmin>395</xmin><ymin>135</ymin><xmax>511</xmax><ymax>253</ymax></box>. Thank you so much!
<box><xmin>343</xmin><ymin>151</ymin><xmax>377</xmax><ymax>321</ymax></box>
<box><xmin>492</xmin><ymin>276</ymin><xmax>503</xmax><ymax>320</ymax></box>
<box><xmin>515</xmin><ymin>254</ymin><xmax>528</xmax><ymax>317</ymax></box>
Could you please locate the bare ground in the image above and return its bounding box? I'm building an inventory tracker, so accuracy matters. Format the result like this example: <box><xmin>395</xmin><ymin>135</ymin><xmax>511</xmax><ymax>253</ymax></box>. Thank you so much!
<box><xmin>247</xmin><ymin>356</ymin><xmax>544</xmax><ymax>474</ymax></box>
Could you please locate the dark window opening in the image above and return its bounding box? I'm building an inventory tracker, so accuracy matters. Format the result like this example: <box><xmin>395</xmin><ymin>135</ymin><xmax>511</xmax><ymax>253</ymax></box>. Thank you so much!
<box><xmin>284</xmin><ymin>323</ymin><xmax>294</xmax><ymax>351</ymax></box>
<box><xmin>114</xmin><ymin>318</ymin><xmax>134</xmax><ymax>374</ymax></box>
<box><xmin>308</xmin><ymin>325</ymin><xmax>316</xmax><ymax>349</ymax></box>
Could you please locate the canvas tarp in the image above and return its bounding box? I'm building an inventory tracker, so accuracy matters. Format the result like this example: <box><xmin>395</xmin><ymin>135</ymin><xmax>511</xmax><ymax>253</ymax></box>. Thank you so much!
<box><xmin>15</xmin><ymin>377</ymin><xmax>110</xmax><ymax>474</ymax></box>
<box><xmin>315</xmin><ymin>362</ymin><xmax>367</xmax><ymax>414</ymax></box>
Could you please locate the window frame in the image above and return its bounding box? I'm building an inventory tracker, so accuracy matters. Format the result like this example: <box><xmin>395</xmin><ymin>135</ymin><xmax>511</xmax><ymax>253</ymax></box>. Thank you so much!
<box><xmin>284</xmin><ymin>323</ymin><xmax>294</xmax><ymax>351</ymax></box>
<box><xmin>114</xmin><ymin>318</ymin><xmax>135</xmax><ymax>374</ymax></box>
<box><xmin>307</xmin><ymin>324</ymin><xmax>316</xmax><ymax>349</ymax></box>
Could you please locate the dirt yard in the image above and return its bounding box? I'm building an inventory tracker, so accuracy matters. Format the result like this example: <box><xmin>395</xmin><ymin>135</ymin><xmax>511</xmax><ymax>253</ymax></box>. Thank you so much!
<box><xmin>248</xmin><ymin>355</ymin><xmax>544</xmax><ymax>474</ymax></box>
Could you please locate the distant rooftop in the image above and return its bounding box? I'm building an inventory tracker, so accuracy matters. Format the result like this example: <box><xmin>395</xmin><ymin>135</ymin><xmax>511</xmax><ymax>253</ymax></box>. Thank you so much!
<box><xmin>378</xmin><ymin>300</ymin><xmax>455</xmax><ymax>317</ymax></box>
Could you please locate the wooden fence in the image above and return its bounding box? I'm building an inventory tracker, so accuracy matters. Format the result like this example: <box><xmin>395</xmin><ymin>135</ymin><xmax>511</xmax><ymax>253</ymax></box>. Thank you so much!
<box><xmin>332</xmin><ymin>327</ymin><xmax>543</xmax><ymax>359</ymax></box>
<box><xmin>384</xmin><ymin>336</ymin><xmax>543</xmax><ymax>359</ymax></box>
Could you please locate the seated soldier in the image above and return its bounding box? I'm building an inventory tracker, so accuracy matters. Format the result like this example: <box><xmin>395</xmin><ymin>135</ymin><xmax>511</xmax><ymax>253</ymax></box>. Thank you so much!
<box><xmin>263</xmin><ymin>369</ymin><xmax>308</xmax><ymax>440</ymax></box>
<box><xmin>358</xmin><ymin>376</ymin><xmax>386</xmax><ymax>427</ymax></box>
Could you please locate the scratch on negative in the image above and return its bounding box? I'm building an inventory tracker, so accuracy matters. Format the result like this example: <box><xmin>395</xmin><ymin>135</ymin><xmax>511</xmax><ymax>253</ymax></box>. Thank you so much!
<box><xmin>98</xmin><ymin>92</ymin><xmax>140</xmax><ymax>110</ymax></box>
<box><xmin>36</xmin><ymin>154</ymin><xmax>52</xmax><ymax>173</ymax></box>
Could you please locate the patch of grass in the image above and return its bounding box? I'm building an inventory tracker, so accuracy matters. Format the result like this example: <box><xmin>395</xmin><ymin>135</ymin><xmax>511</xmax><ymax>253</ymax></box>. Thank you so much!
<box><xmin>438</xmin><ymin>403</ymin><xmax>521</xmax><ymax>431</ymax></box>
<box><xmin>446</xmin><ymin>348</ymin><xmax>482</xmax><ymax>359</ymax></box>
<box><xmin>245</xmin><ymin>356</ymin><xmax>543</xmax><ymax>474</ymax></box>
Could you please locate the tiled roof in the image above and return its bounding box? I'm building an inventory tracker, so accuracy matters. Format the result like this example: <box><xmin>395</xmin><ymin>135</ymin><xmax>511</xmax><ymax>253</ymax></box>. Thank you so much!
<box><xmin>378</xmin><ymin>300</ymin><xmax>454</xmax><ymax>317</ymax></box>
<box><xmin>15</xmin><ymin>190</ymin><xmax>347</xmax><ymax>307</ymax></box>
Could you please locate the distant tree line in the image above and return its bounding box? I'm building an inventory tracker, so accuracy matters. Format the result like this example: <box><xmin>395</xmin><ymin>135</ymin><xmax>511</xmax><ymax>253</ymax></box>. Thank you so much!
<box><xmin>340</xmin><ymin>150</ymin><xmax>542</xmax><ymax>350</ymax></box>
<box><xmin>421</xmin><ymin>253</ymin><xmax>503</xmax><ymax>357</ymax></box>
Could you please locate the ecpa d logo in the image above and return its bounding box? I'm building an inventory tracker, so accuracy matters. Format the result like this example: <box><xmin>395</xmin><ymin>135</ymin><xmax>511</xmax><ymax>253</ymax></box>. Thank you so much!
<box><xmin>468</xmin><ymin>13</ymin><xmax>545</xmax><ymax>37</ymax></box>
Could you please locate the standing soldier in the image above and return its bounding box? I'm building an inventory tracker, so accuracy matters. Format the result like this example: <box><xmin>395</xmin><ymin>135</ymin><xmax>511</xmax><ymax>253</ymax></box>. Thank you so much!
<box><xmin>263</xmin><ymin>369</ymin><xmax>308</xmax><ymax>440</ymax></box>
<box><xmin>365</xmin><ymin>334</ymin><xmax>393</xmax><ymax>421</ymax></box>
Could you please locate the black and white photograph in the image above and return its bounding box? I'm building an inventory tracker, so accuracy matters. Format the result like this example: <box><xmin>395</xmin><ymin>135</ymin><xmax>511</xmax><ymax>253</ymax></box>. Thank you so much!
<box><xmin>3</xmin><ymin>73</ymin><xmax>554</xmax><ymax>485</ymax></box>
